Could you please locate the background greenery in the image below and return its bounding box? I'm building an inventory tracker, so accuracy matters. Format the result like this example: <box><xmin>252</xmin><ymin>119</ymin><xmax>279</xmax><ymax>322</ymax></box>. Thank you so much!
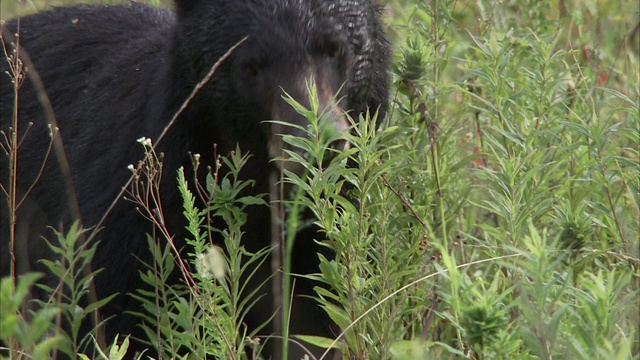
<box><xmin>1</xmin><ymin>0</ymin><xmax>638</xmax><ymax>359</ymax></box>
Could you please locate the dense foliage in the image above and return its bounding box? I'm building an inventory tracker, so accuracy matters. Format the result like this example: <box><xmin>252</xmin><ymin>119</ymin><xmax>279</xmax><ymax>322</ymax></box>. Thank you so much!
<box><xmin>2</xmin><ymin>0</ymin><xmax>638</xmax><ymax>359</ymax></box>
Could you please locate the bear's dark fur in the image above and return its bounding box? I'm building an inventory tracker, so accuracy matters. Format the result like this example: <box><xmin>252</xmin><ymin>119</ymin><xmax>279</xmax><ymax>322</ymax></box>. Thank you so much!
<box><xmin>0</xmin><ymin>0</ymin><xmax>389</xmax><ymax>356</ymax></box>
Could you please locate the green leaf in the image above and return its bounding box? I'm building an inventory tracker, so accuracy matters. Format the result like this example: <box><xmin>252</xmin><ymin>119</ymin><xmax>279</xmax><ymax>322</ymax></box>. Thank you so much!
<box><xmin>32</xmin><ymin>335</ymin><xmax>66</xmax><ymax>359</ymax></box>
<box><xmin>294</xmin><ymin>334</ymin><xmax>343</xmax><ymax>350</ymax></box>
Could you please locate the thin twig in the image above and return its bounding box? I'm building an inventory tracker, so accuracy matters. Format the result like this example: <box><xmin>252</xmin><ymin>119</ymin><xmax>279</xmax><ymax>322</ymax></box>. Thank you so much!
<box><xmin>380</xmin><ymin>171</ymin><xmax>427</xmax><ymax>227</ymax></box>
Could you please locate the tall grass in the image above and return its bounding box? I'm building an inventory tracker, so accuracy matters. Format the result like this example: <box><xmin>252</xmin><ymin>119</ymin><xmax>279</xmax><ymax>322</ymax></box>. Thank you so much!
<box><xmin>1</xmin><ymin>0</ymin><xmax>638</xmax><ymax>359</ymax></box>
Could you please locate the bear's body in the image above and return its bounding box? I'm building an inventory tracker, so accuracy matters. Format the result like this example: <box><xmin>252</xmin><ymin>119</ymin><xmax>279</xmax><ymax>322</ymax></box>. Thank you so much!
<box><xmin>0</xmin><ymin>0</ymin><xmax>388</xmax><ymax>356</ymax></box>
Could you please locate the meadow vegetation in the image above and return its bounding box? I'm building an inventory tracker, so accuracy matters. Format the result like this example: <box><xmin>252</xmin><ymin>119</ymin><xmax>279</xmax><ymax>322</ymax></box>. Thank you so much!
<box><xmin>1</xmin><ymin>0</ymin><xmax>638</xmax><ymax>359</ymax></box>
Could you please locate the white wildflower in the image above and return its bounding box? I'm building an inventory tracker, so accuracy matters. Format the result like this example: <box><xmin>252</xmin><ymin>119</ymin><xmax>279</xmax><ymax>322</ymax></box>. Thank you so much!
<box><xmin>136</xmin><ymin>137</ymin><xmax>152</xmax><ymax>147</ymax></box>
<box><xmin>196</xmin><ymin>245</ymin><xmax>227</xmax><ymax>280</ymax></box>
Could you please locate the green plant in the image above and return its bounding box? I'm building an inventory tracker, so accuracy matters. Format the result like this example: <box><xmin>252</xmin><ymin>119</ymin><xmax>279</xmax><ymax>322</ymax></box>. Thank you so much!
<box><xmin>126</xmin><ymin>140</ymin><xmax>270</xmax><ymax>359</ymax></box>
<box><xmin>37</xmin><ymin>223</ymin><xmax>115</xmax><ymax>358</ymax></box>
<box><xmin>0</xmin><ymin>222</ymin><xmax>113</xmax><ymax>359</ymax></box>
<box><xmin>1</xmin><ymin>273</ymin><xmax>63</xmax><ymax>359</ymax></box>
<box><xmin>2</xmin><ymin>1</ymin><xmax>638</xmax><ymax>359</ymax></box>
<box><xmin>274</xmin><ymin>1</ymin><xmax>639</xmax><ymax>359</ymax></box>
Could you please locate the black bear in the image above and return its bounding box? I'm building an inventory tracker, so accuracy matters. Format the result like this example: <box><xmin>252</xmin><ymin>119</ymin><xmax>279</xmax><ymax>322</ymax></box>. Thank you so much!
<box><xmin>0</xmin><ymin>0</ymin><xmax>389</xmax><ymax>357</ymax></box>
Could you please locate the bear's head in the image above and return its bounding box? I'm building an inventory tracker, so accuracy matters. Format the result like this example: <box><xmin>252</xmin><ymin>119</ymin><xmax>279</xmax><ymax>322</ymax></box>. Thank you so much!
<box><xmin>173</xmin><ymin>0</ymin><xmax>390</xmax><ymax>170</ymax></box>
